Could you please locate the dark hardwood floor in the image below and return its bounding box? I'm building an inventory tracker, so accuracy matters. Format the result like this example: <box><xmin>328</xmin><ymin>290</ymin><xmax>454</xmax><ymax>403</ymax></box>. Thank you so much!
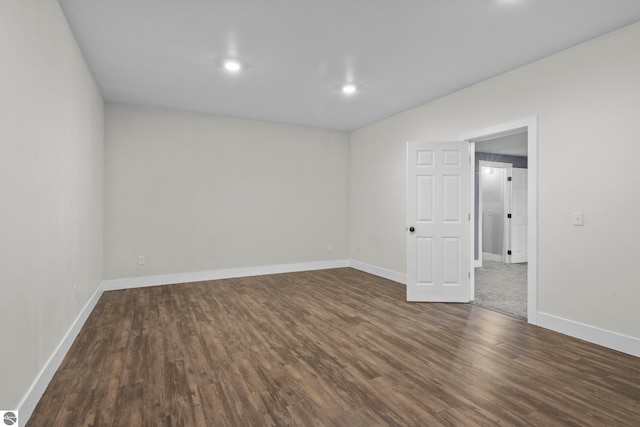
<box><xmin>27</xmin><ymin>268</ymin><xmax>640</xmax><ymax>426</ymax></box>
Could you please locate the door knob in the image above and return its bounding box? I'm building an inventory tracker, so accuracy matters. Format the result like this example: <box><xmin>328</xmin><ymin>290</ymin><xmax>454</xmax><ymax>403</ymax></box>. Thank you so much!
<box><xmin>409</xmin><ymin>226</ymin><xmax>415</xmax><ymax>232</ymax></box>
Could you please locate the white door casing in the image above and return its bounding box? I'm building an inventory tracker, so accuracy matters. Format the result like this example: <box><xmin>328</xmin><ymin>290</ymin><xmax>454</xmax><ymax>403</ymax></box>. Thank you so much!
<box><xmin>407</xmin><ymin>141</ymin><xmax>471</xmax><ymax>302</ymax></box>
<box><xmin>509</xmin><ymin>167</ymin><xmax>528</xmax><ymax>263</ymax></box>
<box><xmin>459</xmin><ymin>115</ymin><xmax>537</xmax><ymax>324</ymax></box>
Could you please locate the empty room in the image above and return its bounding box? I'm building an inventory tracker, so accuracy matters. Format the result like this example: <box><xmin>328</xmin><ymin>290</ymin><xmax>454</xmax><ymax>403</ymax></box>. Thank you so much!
<box><xmin>2</xmin><ymin>0</ymin><xmax>640</xmax><ymax>426</ymax></box>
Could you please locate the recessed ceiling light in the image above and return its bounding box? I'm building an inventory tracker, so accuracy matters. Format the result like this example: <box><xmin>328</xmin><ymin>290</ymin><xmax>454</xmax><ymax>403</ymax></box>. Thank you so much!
<box><xmin>342</xmin><ymin>83</ymin><xmax>357</xmax><ymax>94</ymax></box>
<box><xmin>223</xmin><ymin>59</ymin><xmax>242</xmax><ymax>72</ymax></box>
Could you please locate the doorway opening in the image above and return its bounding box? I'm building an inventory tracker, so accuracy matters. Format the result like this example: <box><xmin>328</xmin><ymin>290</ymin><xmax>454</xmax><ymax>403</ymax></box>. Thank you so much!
<box><xmin>474</xmin><ymin>134</ymin><xmax>528</xmax><ymax>318</ymax></box>
<box><xmin>460</xmin><ymin>117</ymin><xmax>537</xmax><ymax>324</ymax></box>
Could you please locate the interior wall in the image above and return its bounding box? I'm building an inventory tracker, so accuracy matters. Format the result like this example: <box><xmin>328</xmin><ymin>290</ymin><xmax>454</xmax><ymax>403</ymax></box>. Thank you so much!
<box><xmin>349</xmin><ymin>21</ymin><xmax>640</xmax><ymax>339</ymax></box>
<box><xmin>0</xmin><ymin>0</ymin><xmax>104</xmax><ymax>409</ymax></box>
<box><xmin>105</xmin><ymin>103</ymin><xmax>350</xmax><ymax>280</ymax></box>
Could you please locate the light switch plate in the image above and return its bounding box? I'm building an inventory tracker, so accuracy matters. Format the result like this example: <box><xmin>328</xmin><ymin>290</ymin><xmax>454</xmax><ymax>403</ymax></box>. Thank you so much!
<box><xmin>572</xmin><ymin>212</ymin><xmax>584</xmax><ymax>226</ymax></box>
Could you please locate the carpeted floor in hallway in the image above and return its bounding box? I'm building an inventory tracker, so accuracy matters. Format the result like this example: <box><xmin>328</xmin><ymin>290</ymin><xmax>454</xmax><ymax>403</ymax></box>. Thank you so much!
<box><xmin>473</xmin><ymin>259</ymin><xmax>527</xmax><ymax>319</ymax></box>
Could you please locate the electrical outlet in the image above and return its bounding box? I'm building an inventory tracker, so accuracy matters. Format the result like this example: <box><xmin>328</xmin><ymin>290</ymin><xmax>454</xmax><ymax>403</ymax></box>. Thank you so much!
<box><xmin>138</xmin><ymin>255</ymin><xmax>145</xmax><ymax>265</ymax></box>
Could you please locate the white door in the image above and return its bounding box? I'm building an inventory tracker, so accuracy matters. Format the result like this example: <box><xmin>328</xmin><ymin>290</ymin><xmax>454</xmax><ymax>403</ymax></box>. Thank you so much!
<box><xmin>509</xmin><ymin>167</ymin><xmax>528</xmax><ymax>263</ymax></box>
<box><xmin>407</xmin><ymin>141</ymin><xmax>471</xmax><ymax>302</ymax></box>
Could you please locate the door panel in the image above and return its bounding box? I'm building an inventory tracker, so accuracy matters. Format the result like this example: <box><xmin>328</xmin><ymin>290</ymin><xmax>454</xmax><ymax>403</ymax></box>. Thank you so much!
<box><xmin>443</xmin><ymin>237</ymin><xmax>461</xmax><ymax>284</ymax></box>
<box><xmin>443</xmin><ymin>176</ymin><xmax>460</xmax><ymax>221</ymax></box>
<box><xmin>407</xmin><ymin>141</ymin><xmax>471</xmax><ymax>302</ymax></box>
<box><xmin>417</xmin><ymin>176</ymin><xmax>434</xmax><ymax>221</ymax></box>
<box><xmin>417</xmin><ymin>237</ymin><xmax>434</xmax><ymax>284</ymax></box>
<box><xmin>509</xmin><ymin>168</ymin><xmax>528</xmax><ymax>263</ymax></box>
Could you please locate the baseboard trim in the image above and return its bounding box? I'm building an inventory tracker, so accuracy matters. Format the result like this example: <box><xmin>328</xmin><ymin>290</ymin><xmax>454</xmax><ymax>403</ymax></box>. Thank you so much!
<box><xmin>537</xmin><ymin>312</ymin><xmax>640</xmax><ymax>358</ymax></box>
<box><xmin>18</xmin><ymin>282</ymin><xmax>104</xmax><ymax>423</ymax></box>
<box><xmin>103</xmin><ymin>259</ymin><xmax>351</xmax><ymax>291</ymax></box>
<box><xmin>349</xmin><ymin>260</ymin><xmax>406</xmax><ymax>285</ymax></box>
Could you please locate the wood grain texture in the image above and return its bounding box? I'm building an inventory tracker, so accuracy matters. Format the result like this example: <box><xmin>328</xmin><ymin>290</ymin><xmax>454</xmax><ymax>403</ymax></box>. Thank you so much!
<box><xmin>27</xmin><ymin>268</ymin><xmax>640</xmax><ymax>426</ymax></box>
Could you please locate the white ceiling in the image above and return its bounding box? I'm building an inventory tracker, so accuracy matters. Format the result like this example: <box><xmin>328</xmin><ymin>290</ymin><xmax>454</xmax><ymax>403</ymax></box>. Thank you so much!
<box><xmin>58</xmin><ymin>0</ymin><xmax>640</xmax><ymax>131</ymax></box>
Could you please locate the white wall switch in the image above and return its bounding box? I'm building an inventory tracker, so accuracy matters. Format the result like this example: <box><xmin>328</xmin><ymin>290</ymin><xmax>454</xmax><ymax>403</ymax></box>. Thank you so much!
<box><xmin>572</xmin><ymin>212</ymin><xmax>584</xmax><ymax>226</ymax></box>
<box><xmin>138</xmin><ymin>255</ymin><xmax>145</xmax><ymax>265</ymax></box>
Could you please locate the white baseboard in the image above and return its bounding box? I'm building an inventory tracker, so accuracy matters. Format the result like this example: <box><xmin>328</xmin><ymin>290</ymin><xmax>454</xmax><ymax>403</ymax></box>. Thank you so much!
<box><xmin>349</xmin><ymin>260</ymin><xmax>406</xmax><ymax>285</ymax></box>
<box><xmin>537</xmin><ymin>312</ymin><xmax>640</xmax><ymax>358</ymax></box>
<box><xmin>103</xmin><ymin>259</ymin><xmax>350</xmax><ymax>291</ymax></box>
<box><xmin>474</xmin><ymin>259</ymin><xmax>482</xmax><ymax>268</ymax></box>
<box><xmin>18</xmin><ymin>282</ymin><xmax>104</xmax><ymax>423</ymax></box>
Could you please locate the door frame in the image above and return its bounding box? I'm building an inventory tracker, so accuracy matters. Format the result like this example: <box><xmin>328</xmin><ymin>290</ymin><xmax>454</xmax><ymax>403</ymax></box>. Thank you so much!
<box><xmin>460</xmin><ymin>116</ymin><xmax>538</xmax><ymax>324</ymax></box>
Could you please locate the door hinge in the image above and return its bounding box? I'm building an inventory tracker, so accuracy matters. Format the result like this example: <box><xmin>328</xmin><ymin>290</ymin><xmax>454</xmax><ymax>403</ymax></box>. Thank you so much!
<box><xmin>508</xmin><ymin>250</ymin><xmax>512</xmax><ymax>255</ymax></box>
<box><xmin>468</xmin><ymin>213</ymin><xmax>471</xmax><ymax>221</ymax></box>
<box><xmin>507</xmin><ymin>213</ymin><xmax>512</xmax><ymax>219</ymax></box>
<box><xmin>507</xmin><ymin>176</ymin><xmax>512</xmax><ymax>181</ymax></box>
<box><xmin>468</xmin><ymin>272</ymin><xmax>471</xmax><ymax>279</ymax></box>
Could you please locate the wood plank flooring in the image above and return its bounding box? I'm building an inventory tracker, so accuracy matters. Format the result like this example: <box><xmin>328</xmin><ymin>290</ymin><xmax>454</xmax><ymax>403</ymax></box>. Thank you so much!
<box><xmin>27</xmin><ymin>268</ymin><xmax>640</xmax><ymax>426</ymax></box>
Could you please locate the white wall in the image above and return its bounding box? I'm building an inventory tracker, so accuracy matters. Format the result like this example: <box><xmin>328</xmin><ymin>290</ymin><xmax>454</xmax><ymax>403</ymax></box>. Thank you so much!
<box><xmin>350</xmin><ymin>21</ymin><xmax>640</xmax><ymax>339</ymax></box>
<box><xmin>105</xmin><ymin>104</ymin><xmax>349</xmax><ymax>279</ymax></box>
<box><xmin>0</xmin><ymin>0</ymin><xmax>104</xmax><ymax>409</ymax></box>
